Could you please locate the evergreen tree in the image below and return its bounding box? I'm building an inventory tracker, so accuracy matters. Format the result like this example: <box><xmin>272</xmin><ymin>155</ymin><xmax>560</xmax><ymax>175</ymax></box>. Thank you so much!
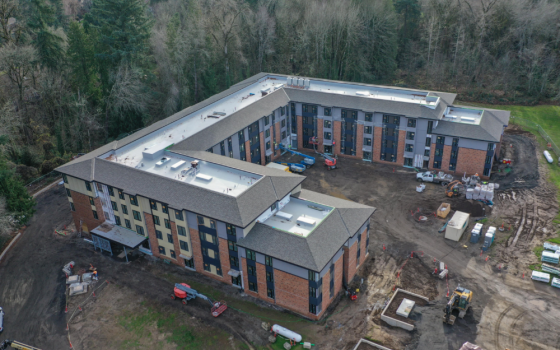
<box><xmin>67</xmin><ymin>21</ymin><xmax>98</xmax><ymax>98</ymax></box>
<box><xmin>0</xmin><ymin>155</ymin><xmax>36</xmax><ymax>225</ymax></box>
<box><xmin>27</xmin><ymin>0</ymin><xmax>65</xmax><ymax>71</ymax></box>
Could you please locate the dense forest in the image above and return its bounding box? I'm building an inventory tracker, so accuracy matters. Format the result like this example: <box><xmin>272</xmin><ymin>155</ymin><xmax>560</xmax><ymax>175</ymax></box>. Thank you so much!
<box><xmin>0</xmin><ymin>0</ymin><xmax>559</xmax><ymax>231</ymax></box>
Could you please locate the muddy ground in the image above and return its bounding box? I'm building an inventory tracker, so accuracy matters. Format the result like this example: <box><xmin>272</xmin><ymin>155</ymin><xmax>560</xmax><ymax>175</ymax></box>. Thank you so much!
<box><xmin>1</xmin><ymin>127</ymin><xmax>560</xmax><ymax>350</ymax></box>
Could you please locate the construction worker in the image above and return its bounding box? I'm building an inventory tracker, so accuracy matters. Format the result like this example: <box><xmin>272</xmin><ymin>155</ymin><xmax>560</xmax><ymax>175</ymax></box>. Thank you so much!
<box><xmin>93</xmin><ymin>270</ymin><xmax>98</xmax><ymax>281</ymax></box>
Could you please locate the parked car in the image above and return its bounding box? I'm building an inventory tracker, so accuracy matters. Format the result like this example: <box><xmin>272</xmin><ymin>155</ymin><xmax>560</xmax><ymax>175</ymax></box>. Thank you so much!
<box><xmin>0</xmin><ymin>307</ymin><xmax>4</xmax><ymax>332</ymax></box>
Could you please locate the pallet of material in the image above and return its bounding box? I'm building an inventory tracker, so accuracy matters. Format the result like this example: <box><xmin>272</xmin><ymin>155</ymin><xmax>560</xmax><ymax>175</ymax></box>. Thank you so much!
<box><xmin>544</xmin><ymin>242</ymin><xmax>560</xmax><ymax>251</ymax></box>
<box><xmin>437</xmin><ymin>203</ymin><xmax>451</xmax><ymax>218</ymax></box>
<box><xmin>541</xmin><ymin>263</ymin><xmax>560</xmax><ymax>275</ymax></box>
<box><xmin>531</xmin><ymin>270</ymin><xmax>551</xmax><ymax>283</ymax></box>
<box><xmin>552</xmin><ymin>277</ymin><xmax>560</xmax><ymax>289</ymax></box>
<box><xmin>541</xmin><ymin>251</ymin><xmax>560</xmax><ymax>264</ymax></box>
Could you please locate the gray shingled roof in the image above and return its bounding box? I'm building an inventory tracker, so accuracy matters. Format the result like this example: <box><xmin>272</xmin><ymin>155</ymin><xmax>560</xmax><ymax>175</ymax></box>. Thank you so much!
<box><xmin>171</xmin><ymin>88</ymin><xmax>290</xmax><ymax>153</ymax></box>
<box><xmin>237</xmin><ymin>189</ymin><xmax>375</xmax><ymax>271</ymax></box>
<box><xmin>432</xmin><ymin>108</ymin><xmax>509</xmax><ymax>142</ymax></box>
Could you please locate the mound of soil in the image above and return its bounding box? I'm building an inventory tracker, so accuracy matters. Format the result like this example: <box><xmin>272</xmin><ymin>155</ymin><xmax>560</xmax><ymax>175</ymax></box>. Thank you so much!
<box><xmin>453</xmin><ymin>201</ymin><xmax>487</xmax><ymax>217</ymax></box>
<box><xmin>399</xmin><ymin>258</ymin><xmax>438</xmax><ymax>300</ymax></box>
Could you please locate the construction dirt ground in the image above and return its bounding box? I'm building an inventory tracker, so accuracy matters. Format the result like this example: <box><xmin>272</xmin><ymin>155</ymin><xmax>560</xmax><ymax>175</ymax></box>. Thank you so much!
<box><xmin>1</xmin><ymin>126</ymin><xmax>560</xmax><ymax>350</ymax></box>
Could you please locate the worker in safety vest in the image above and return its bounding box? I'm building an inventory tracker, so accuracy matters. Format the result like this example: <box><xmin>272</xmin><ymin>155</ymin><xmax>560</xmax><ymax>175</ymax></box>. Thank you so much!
<box><xmin>93</xmin><ymin>270</ymin><xmax>98</xmax><ymax>280</ymax></box>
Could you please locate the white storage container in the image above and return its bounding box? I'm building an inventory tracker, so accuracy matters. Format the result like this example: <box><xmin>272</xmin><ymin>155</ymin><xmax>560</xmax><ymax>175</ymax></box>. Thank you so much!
<box><xmin>532</xmin><ymin>270</ymin><xmax>551</xmax><ymax>283</ymax></box>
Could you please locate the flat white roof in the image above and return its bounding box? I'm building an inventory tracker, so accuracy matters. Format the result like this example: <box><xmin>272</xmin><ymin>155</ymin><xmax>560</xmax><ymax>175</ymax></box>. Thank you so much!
<box><xmin>261</xmin><ymin>197</ymin><xmax>333</xmax><ymax>237</ymax></box>
<box><xmin>443</xmin><ymin>106</ymin><xmax>484</xmax><ymax>125</ymax></box>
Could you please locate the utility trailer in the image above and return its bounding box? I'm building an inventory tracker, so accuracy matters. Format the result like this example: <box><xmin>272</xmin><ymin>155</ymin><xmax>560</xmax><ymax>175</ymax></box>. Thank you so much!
<box><xmin>416</xmin><ymin>171</ymin><xmax>454</xmax><ymax>186</ymax></box>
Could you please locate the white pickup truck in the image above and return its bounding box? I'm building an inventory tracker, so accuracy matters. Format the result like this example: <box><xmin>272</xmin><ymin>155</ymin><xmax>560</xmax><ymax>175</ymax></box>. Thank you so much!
<box><xmin>416</xmin><ymin>171</ymin><xmax>453</xmax><ymax>186</ymax></box>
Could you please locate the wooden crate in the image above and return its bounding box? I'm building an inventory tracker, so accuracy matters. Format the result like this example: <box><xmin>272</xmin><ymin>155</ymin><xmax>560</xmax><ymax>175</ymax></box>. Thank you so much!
<box><xmin>437</xmin><ymin>203</ymin><xmax>451</xmax><ymax>218</ymax></box>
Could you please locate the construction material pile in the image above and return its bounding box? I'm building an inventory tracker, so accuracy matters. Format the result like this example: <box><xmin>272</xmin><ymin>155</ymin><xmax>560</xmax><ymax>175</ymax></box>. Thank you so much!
<box><xmin>467</xmin><ymin>183</ymin><xmax>499</xmax><ymax>201</ymax></box>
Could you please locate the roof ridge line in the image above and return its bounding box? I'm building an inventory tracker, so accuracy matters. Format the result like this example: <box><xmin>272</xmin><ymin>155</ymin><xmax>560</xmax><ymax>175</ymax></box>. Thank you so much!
<box><xmin>335</xmin><ymin>208</ymin><xmax>351</xmax><ymax>237</ymax></box>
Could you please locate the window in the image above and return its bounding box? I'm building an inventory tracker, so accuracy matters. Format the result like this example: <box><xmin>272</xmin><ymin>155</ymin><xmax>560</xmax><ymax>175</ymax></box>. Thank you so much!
<box><xmin>425</xmin><ymin>137</ymin><xmax>431</xmax><ymax>147</ymax></box>
<box><xmin>111</xmin><ymin>201</ymin><xmax>118</xmax><ymax>211</ymax></box>
<box><xmin>483</xmin><ymin>168</ymin><xmax>491</xmax><ymax>176</ymax></box>
<box><xmin>175</xmin><ymin>210</ymin><xmax>183</xmax><ymax>221</ymax></box>
<box><xmin>451</xmin><ymin>150</ymin><xmax>458</xmax><ymax>159</ymax></box>
<box><xmin>485</xmin><ymin>155</ymin><xmax>492</xmax><ymax>164</ymax></box>
<box><xmin>435</xmin><ymin>149</ymin><xmax>443</xmax><ymax>157</ymax></box>
<box><xmin>281</xmin><ymin>106</ymin><xmax>286</xmax><ymax>116</ymax></box>
<box><xmin>351</xmin><ymin>111</ymin><xmax>357</xmax><ymax>120</ymax></box>
<box><xmin>204</xmin><ymin>263</ymin><xmax>211</xmax><ymax>272</ymax></box>
<box><xmin>232</xmin><ymin>275</ymin><xmax>241</xmax><ymax>286</ymax></box>
<box><xmin>363</xmin><ymin>152</ymin><xmax>372</xmax><ymax>160</ymax></box>
<box><xmin>249</xmin><ymin>282</ymin><xmax>258</xmax><ymax>292</ymax></box>
<box><xmin>180</xmin><ymin>240</ymin><xmax>189</xmax><ymax>251</ymax></box>
<box><xmin>281</xmin><ymin>119</ymin><xmax>286</xmax><ymax>128</ymax></box>
<box><xmin>405</xmin><ymin>144</ymin><xmax>413</xmax><ymax>152</ymax></box>
<box><xmin>309</xmin><ymin>287</ymin><xmax>316</xmax><ymax>298</ymax></box>
<box><xmin>365</xmin><ymin>113</ymin><xmax>373</xmax><ymax>122</ymax></box>
<box><xmin>156</xmin><ymin>230</ymin><xmax>163</xmax><ymax>239</ymax></box>
<box><xmin>324</xmin><ymin>120</ymin><xmax>332</xmax><ymax>128</ymax></box>
<box><xmin>357</xmin><ymin>247</ymin><xmax>361</xmax><ymax>266</ymax></box>
<box><xmin>118</xmin><ymin>190</ymin><xmax>125</xmax><ymax>200</ymax></box>
<box><xmin>170</xmin><ymin>250</ymin><xmax>176</xmax><ymax>259</ymax></box>
<box><xmin>136</xmin><ymin>225</ymin><xmax>144</xmax><ymax>236</ymax></box>
<box><xmin>427</xmin><ymin>121</ymin><xmax>433</xmax><ymax>134</ymax></box>
<box><xmin>436</xmin><ymin>136</ymin><xmax>445</xmax><ymax>145</ymax></box>
<box><xmin>271</xmin><ymin>202</ymin><xmax>277</xmax><ymax>212</ymax></box>
<box><xmin>324</xmin><ymin>145</ymin><xmax>332</xmax><ymax>154</ymax></box>
<box><xmin>265</xmin><ymin>129</ymin><xmax>270</xmax><ymax>138</ymax></box>
<box><xmin>85</xmin><ymin>181</ymin><xmax>92</xmax><ymax>191</ymax></box>
<box><xmin>248</xmin><ymin>265</ymin><xmax>256</xmax><ymax>276</ymax></box>
<box><xmin>364</xmin><ymin>126</ymin><xmax>372</xmax><ymax>134</ymax></box>
<box><xmin>89</xmin><ymin>196</ymin><xmax>94</xmax><ymax>205</ymax></box>
<box><xmin>404</xmin><ymin>158</ymin><xmax>413</xmax><ymax>166</ymax></box>
<box><xmin>153</xmin><ymin>215</ymin><xmax>160</xmax><ymax>226</ymax></box>
<box><xmin>424</xmin><ymin>149</ymin><xmax>431</xmax><ymax>157</ymax></box>
<box><xmin>264</xmin><ymin>115</ymin><xmax>269</xmax><ymax>125</ymax></box>
<box><xmin>107</xmin><ymin>186</ymin><xmax>114</xmax><ymax>196</ymax></box>
<box><xmin>150</xmin><ymin>201</ymin><xmax>157</xmax><ymax>210</ymax></box>
<box><xmin>66</xmin><ymin>188</ymin><xmax>71</xmax><ymax>197</ymax></box>
<box><xmin>185</xmin><ymin>259</ymin><xmax>194</xmax><ymax>269</ymax></box>
<box><xmin>92</xmin><ymin>210</ymin><xmax>98</xmax><ymax>219</ymax></box>
<box><xmin>406</xmin><ymin>132</ymin><xmax>415</xmax><ymax>140</ymax></box>
<box><xmin>324</xmin><ymin>132</ymin><xmax>332</xmax><ymax>140</ymax></box>
<box><xmin>162</xmin><ymin>205</ymin><xmax>168</xmax><ymax>214</ymax></box>
<box><xmin>63</xmin><ymin>174</ymin><xmax>68</xmax><ymax>183</ymax></box>
<box><xmin>452</xmin><ymin>138</ymin><xmax>459</xmax><ymax>147</ymax></box>
<box><xmin>407</xmin><ymin>119</ymin><xmax>417</xmax><ymax>127</ymax></box>
<box><xmin>230</xmin><ymin>256</ymin><xmax>239</xmax><ymax>268</ymax></box>
<box><xmin>159</xmin><ymin>246</ymin><xmax>166</xmax><ymax>255</ymax></box>
<box><xmin>267</xmin><ymin>289</ymin><xmax>275</xmax><ymax>299</ymax></box>
<box><xmin>165</xmin><ymin>219</ymin><xmax>171</xmax><ymax>229</ymax></box>
<box><xmin>282</xmin><ymin>131</ymin><xmax>286</xmax><ymax>139</ymax></box>
<box><xmin>115</xmin><ymin>216</ymin><xmax>121</xmax><ymax>226</ymax></box>
<box><xmin>202</xmin><ymin>247</ymin><xmax>214</xmax><ymax>257</ymax></box>
<box><xmin>197</xmin><ymin>215</ymin><xmax>204</xmax><ymax>225</ymax></box>
<box><xmin>228</xmin><ymin>240</ymin><xmax>238</xmax><ymax>251</ymax></box>
<box><xmin>246</xmin><ymin>249</ymin><xmax>256</xmax><ymax>261</ymax></box>
<box><xmin>449</xmin><ymin>163</ymin><xmax>456</xmax><ymax>171</ymax></box>
<box><xmin>265</xmin><ymin>256</ymin><xmax>273</xmax><ymax>266</ymax></box>
<box><xmin>177</xmin><ymin>226</ymin><xmax>186</xmax><ymax>236</ymax></box>
<box><xmin>266</xmin><ymin>271</ymin><xmax>274</xmax><ymax>282</ymax></box>
<box><xmin>291</xmin><ymin>103</ymin><xmax>295</xmax><ymax>115</ymax></box>
<box><xmin>125</xmin><ymin>219</ymin><xmax>131</xmax><ymax>229</ymax></box>
<box><xmin>167</xmin><ymin>233</ymin><xmax>173</xmax><ymax>244</ymax></box>
<box><xmin>226</xmin><ymin>224</ymin><xmax>236</xmax><ymax>236</ymax></box>
<box><xmin>309</xmin><ymin>304</ymin><xmax>317</xmax><ymax>314</ymax></box>
<box><xmin>308</xmin><ymin>270</ymin><xmax>318</xmax><ymax>281</ymax></box>
<box><xmin>364</xmin><ymin>138</ymin><xmax>372</xmax><ymax>146</ymax></box>
<box><xmin>121</xmin><ymin>204</ymin><xmax>128</xmax><ymax>215</ymax></box>
<box><xmin>266</xmin><ymin>141</ymin><xmax>270</xmax><ymax>150</ymax></box>
<box><xmin>130</xmin><ymin>196</ymin><xmax>138</xmax><ymax>206</ymax></box>
<box><xmin>341</xmin><ymin>110</ymin><xmax>346</xmax><ymax>118</ymax></box>
<box><xmin>70</xmin><ymin>203</ymin><xmax>75</xmax><ymax>211</ymax></box>
<box><xmin>433</xmin><ymin>161</ymin><xmax>441</xmax><ymax>169</ymax></box>
<box><xmin>133</xmin><ymin>210</ymin><xmax>142</xmax><ymax>221</ymax></box>
<box><xmin>324</xmin><ymin>107</ymin><xmax>331</xmax><ymax>116</ymax></box>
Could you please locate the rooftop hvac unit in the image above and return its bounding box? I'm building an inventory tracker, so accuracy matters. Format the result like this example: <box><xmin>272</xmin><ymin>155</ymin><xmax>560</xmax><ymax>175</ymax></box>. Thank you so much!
<box><xmin>275</xmin><ymin>211</ymin><xmax>293</xmax><ymax>221</ymax></box>
<box><xmin>297</xmin><ymin>216</ymin><xmax>316</xmax><ymax>226</ymax></box>
<box><xmin>356</xmin><ymin>91</ymin><xmax>370</xmax><ymax>96</ymax></box>
<box><xmin>287</xmin><ymin>77</ymin><xmax>293</xmax><ymax>86</ymax></box>
<box><xmin>155</xmin><ymin>157</ymin><xmax>171</xmax><ymax>167</ymax></box>
<box><xmin>304</xmin><ymin>79</ymin><xmax>310</xmax><ymax>88</ymax></box>
<box><xmin>171</xmin><ymin>160</ymin><xmax>186</xmax><ymax>170</ymax></box>
<box><xmin>461</xmin><ymin>117</ymin><xmax>476</xmax><ymax>123</ymax></box>
<box><xmin>445</xmin><ymin>115</ymin><xmax>457</xmax><ymax>119</ymax></box>
<box><xmin>298</xmin><ymin>78</ymin><xmax>304</xmax><ymax>87</ymax></box>
<box><xmin>213</xmin><ymin>111</ymin><xmax>226</xmax><ymax>116</ymax></box>
<box><xmin>196</xmin><ymin>174</ymin><xmax>213</xmax><ymax>181</ymax></box>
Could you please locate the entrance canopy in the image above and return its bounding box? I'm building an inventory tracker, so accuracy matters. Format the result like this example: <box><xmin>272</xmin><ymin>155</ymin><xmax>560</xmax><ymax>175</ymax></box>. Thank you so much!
<box><xmin>91</xmin><ymin>222</ymin><xmax>147</xmax><ymax>249</ymax></box>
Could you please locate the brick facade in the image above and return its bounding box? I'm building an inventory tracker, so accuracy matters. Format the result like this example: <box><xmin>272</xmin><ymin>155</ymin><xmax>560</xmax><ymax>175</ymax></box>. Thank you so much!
<box><xmin>373</xmin><ymin>126</ymin><xmax>382</xmax><ymax>160</ymax></box>
<box><xmin>343</xmin><ymin>241</ymin><xmax>358</xmax><ymax>285</ymax></box>
<box><xmin>355</xmin><ymin>124</ymin><xmax>364</xmax><ymax>159</ymax></box>
<box><xmin>429</xmin><ymin>143</ymin><xmax>436</xmax><ymax>168</ymax></box>
<box><xmin>169</xmin><ymin>221</ymin><xmax>185</xmax><ymax>266</ymax></box>
<box><xmin>69</xmin><ymin>190</ymin><xmax>105</xmax><ymax>236</ymax></box>
<box><xmin>256</xmin><ymin>262</ymin><xmax>268</xmax><ymax>300</ymax></box>
<box><xmin>259</xmin><ymin>131</ymin><xmax>266</xmax><ymax>165</ymax></box>
<box><xmin>218</xmin><ymin>238</ymin><xmax>232</xmax><ymax>285</ymax></box>
<box><xmin>321</xmin><ymin>254</ymin><xmax>344</xmax><ymax>314</ymax></box>
<box><xmin>396</xmin><ymin>130</ymin><xmax>406</xmax><ymax>166</ymax></box>
<box><xmin>274</xmin><ymin>268</ymin><xmax>311</xmax><ymax>318</ymax></box>
<box><xmin>273</xmin><ymin>121</ymin><xmax>282</xmax><ymax>159</ymax></box>
<box><xmin>297</xmin><ymin>116</ymin><xmax>303</xmax><ymax>150</ymax></box>
<box><xmin>441</xmin><ymin>145</ymin><xmax>452</xmax><ymax>172</ymax></box>
<box><xmin>316</xmin><ymin>119</ymin><xmax>324</xmax><ymax>153</ymax></box>
<box><xmin>456</xmin><ymin>147</ymin><xmax>488</xmax><ymax>178</ymax></box>
<box><xmin>245</xmin><ymin>140</ymin><xmax>251</xmax><ymax>163</ymax></box>
<box><xmin>333</xmin><ymin>121</ymin><xmax>341</xmax><ymax>154</ymax></box>
<box><xmin>360</xmin><ymin>228</ymin><xmax>368</xmax><ymax>261</ymax></box>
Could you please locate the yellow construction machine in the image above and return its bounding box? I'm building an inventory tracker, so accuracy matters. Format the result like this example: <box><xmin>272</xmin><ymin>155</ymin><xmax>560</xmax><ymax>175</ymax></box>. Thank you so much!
<box><xmin>445</xmin><ymin>180</ymin><xmax>464</xmax><ymax>197</ymax></box>
<box><xmin>443</xmin><ymin>286</ymin><xmax>473</xmax><ymax>325</ymax></box>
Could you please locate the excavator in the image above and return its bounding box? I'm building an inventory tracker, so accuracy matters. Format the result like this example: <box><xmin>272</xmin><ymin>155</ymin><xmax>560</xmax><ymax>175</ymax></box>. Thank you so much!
<box><xmin>445</xmin><ymin>180</ymin><xmax>464</xmax><ymax>197</ymax></box>
<box><xmin>0</xmin><ymin>340</ymin><xmax>41</xmax><ymax>350</ymax></box>
<box><xmin>443</xmin><ymin>286</ymin><xmax>473</xmax><ymax>325</ymax></box>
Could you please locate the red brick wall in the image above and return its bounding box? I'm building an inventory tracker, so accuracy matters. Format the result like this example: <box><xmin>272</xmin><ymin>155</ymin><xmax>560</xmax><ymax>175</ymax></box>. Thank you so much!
<box><xmin>297</xmin><ymin>116</ymin><xmax>303</xmax><ymax>149</ymax></box>
<box><xmin>355</xmin><ymin>124</ymin><xmax>364</xmax><ymax>159</ymax></box>
<box><xmin>256</xmin><ymin>262</ymin><xmax>268</xmax><ymax>299</ymax></box>
<box><xmin>373</xmin><ymin>126</ymin><xmax>382</xmax><ymax>160</ymax></box>
<box><xmin>189</xmin><ymin>227</ymin><xmax>204</xmax><ymax>273</ymax></box>
<box><xmin>316</xmin><ymin>119</ymin><xmax>324</xmax><ymax>153</ymax></box>
<box><xmin>272</xmin><ymin>121</ymin><xmax>281</xmax><ymax>159</ymax></box>
<box><xmin>244</xmin><ymin>140</ymin><xmax>251</xmax><ymax>163</ymax></box>
<box><xmin>187</xmin><ymin>227</ymin><xmax>230</xmax><ymax>282</ymax></box>
<box><xmin>333</xmin><ymin>121</ymin><xmax>341</xmax><ymax>155</ymax></box>
<box><xmin>274</xmin><ymin>269</ymin><xmax>312</xmax><ymax>318</ymax></box>
<box><xmin>218</xmin><ymin>238</ymin><xmax>231</xmax><ymax>285</ymax></box>
<box><xmin>428</xmin><ymin>143</ymin><xmax>436</xmax><ymax>169</ymax></box>
<box><xmin>360</xmin><ymin>228</ymin><xmax>368</xmax><ymax>260</ymax></box>
<box><xmin>441</xmin><ymin>145</ymin><xmax>452</xmax><ymax>172</ymax></box>
<box><xmin>70</xmin><ymin>190</ymin><xmax>105</xmax><ymax>236</ymax></box>
<box><xmin>396</xmin><ymin>130</ymin><xmax>406</xmax><ymax>166</ymax></box>
<box><xmin>144</xmin><ymin>213</ymin><xmax>161</xmax><ymax>258</ymax></box>
<box><xmin>259</xmin><ymin>131</ymin><xmax>265</xmax><ymax>165</ymax></box>
<box><xmin>169</xmin><ymin>221</ymin><xmax>185</xmax><ymax>265</ymax></box>
<box><xmin>343</xmin><ymin>241</ymin><xmax>358</xmax><ymax>284</ymax></box>
<box><xmin>321</xmin><ymin>254</ymin><xmax>344</xmax><ymax>313</ymax></box>
<box><xmin>456</xmin><ymin>147</ymin><xmax>487</xmax><ymax>178</ymax></box>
